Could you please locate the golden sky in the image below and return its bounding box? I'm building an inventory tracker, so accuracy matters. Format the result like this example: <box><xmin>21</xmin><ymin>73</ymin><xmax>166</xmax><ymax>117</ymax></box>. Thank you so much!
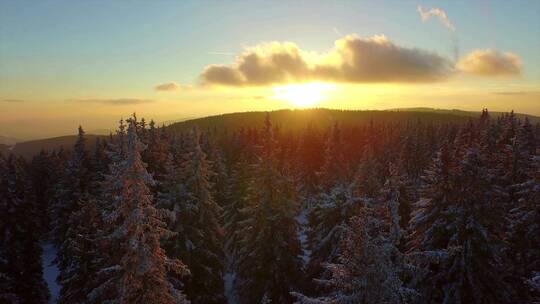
<box><xmin>1</xmin><ymin>1</ymin><xmax>539</xmax><ymax>139</ymax></box>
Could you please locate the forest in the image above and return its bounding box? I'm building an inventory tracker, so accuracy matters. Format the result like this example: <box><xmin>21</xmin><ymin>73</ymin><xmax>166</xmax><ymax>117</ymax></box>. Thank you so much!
<box><xmin>1</xmin><ymin>109</ymin><xmax>539</xmax><ymax>304</ymax></box>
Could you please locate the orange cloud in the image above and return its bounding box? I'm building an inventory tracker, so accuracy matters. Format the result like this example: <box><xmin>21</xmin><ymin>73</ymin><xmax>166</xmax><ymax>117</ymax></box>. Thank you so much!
<box><xmin>457</xmin><ymin>49</ymin><xmax>522</xmax><ymax>76</ymax></box>
<box><xmin>74</xmin><ymin>98</ymin><xmax>154</xmax><ymax>105</ymax></box>
<box><xmin>201</xmin><ymin>35</ymin><xmax>454</xmax><ymax>86</ymax></box>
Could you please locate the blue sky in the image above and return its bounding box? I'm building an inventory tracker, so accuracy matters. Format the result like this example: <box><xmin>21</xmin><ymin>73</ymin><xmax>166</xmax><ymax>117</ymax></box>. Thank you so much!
<box><xmin>1</xmin><ymin>0</ymin><xmax>539</xmax><ymax>138</ymax></box>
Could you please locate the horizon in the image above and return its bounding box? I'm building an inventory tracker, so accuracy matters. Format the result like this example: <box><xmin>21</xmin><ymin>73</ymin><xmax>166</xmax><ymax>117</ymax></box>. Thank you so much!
<box><xmin>1</xmin><ymin>1</ymin><xmax>539</xmax><ymax>139</ymax></box>
<box><xmin>1</xmin><ymin>106</ymin><xmax>539</xmax><ymax>142</ymax></box>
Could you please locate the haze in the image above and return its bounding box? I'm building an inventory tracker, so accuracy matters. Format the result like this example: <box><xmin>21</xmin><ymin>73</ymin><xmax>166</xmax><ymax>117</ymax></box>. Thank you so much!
<box><xmin>1</xmin><ymin>0</ymin><xmax>539</xmax><ymax>140</ymax></box>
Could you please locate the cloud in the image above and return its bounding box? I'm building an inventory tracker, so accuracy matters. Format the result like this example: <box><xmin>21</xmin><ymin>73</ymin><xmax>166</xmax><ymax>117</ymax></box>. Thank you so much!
<box><xmin>492</xmin><ymin>91</ymin><xmax>539</xmax><ymax>96</ymax></box>
<box><xmin>201</xmin><ymin>35</ymin><xmax>454</xmax><ymax>86</ymax></box>
<box><xmin>457</xmin><ymin>49</ymin><xmax>522</xmax><ymax>76</ymax></box>
<box><xmin>417</xmin><ymin>5</ymin><xmax>455</xmax><ymax>32</ymax></box>
<box><xmin>207</xmin><ymin>51</ymin><xmax>235</xmax><ymax>56</ymax></box>
<box><xmin>155</xmin><ymin>82</ymin><xmax>181</xmax><ymax>91</ymax></box>
<box><xmin>2</xmin><ymin>99</ymin><xmax>24</xmax><ymax>103</ymax></box>
<box><xmin>75</xmin><ymin>98</ymin><xmax>154</xmax><ymax>105</ymax></box>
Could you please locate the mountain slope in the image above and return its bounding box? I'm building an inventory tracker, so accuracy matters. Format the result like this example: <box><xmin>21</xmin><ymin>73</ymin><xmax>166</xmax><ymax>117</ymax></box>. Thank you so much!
<box><xmin>9</xmin><ymin>135</ymin><xmax>106</xmax><ymax>159</ymax></box>
<box><xmin>5</xmin><ymin>108</ymin><xmax>539</xmax><ymax>159</ymax></box>
<box><xmin>167</xmin><ymin>108</ymin><xmax>473</xmax><ymax>134</ymax></box>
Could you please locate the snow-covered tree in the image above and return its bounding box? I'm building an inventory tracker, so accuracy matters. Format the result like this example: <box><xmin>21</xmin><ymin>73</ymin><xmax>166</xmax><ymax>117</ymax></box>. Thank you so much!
<box><xmin>318</xmin><ymin>123</ymin><xmax>347</xmax><ymax>191</ymax></box>
<box><xmin>89</xmin><ymin>117</ymin><xmax>189</xmax><ymax>304</ymax></box>
<box><xmin>57</xmin><ymin>197</ymin><xmax>102</xmax><ymax>304</ymax></box>
<box><xmin>236</xmin><ymin>113</ymin><xmax>302</xmax><ymax>303</ymax></box>
<box><xmin>506</xmin><ymin>123</ymin><xmax>540</xmax><ymax>301</ymax></box>
<box><xmin>201</xmin><ymin>131</ymin><xmax>229</xmax><ymax>208</ymax></box>
<box><xmin>161</xmin><ymin>127</ymin><xmax>225</xmax><ymax>304</ymax></box>
<box><xmin>143</xmin><ymin>120</ymin><xmax>171</xmax><ymax>189</ymax></box>
<box><xmin>294</xmin><ymin>204</ymin><xmax>417</xmax><ymax>303</ymax></box>
<box><xmin>307</xmin><ymin>183</ymin><xmax>363</xmax><ymax>280</ymax></box>
<box><xmin>51</xmin><ymin>126</ymin><xmax>91</xmax><ymax>246</ymax></box>
<box><xmin>409</xmin><ymin>136</ymin><xmax>511</xmax><ymax>303</ymax></box>
<box><xmin>223</xmin><ymin>156</ymin><xmax>251</xmax><ymax>265</ymax></box>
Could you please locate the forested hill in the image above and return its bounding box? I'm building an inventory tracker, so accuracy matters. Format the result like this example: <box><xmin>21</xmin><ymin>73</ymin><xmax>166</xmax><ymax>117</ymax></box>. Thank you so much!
<box><xmin>9</xmin><ymin>135</ymin><xmax>106</xmax><ymax>159</ymax></box>
<box><xmin>167</xmin><ymin>108</ymin><xmax>474</xmax><ymax>134</ymax></box>
<box><xmin>5</xmin><ymin>108</ymin><xmax>540</xmax><ymax>159</ymax></box>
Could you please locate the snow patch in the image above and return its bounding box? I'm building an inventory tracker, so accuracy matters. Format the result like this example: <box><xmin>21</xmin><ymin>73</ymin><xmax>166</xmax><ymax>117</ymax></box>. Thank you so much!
<box><xmin>224</xmin><ymin>271</ymin><xmax>238</xmax><ymax>304</ymax></box>
<box><xmin>41</xmin><ymin>242</ymin><xmax>60</xmax><ymax>304</ymax></box>
<box><xmin>296</xmin><ymin>209</ymin><xmax>311</xmax><ymax>266</ymax></box>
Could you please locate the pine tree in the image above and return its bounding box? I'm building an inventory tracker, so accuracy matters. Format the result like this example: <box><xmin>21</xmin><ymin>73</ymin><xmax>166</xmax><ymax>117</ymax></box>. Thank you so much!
<box><xmin>161</xmin><ymin>127</ymin><xmax>225</xmax><ymax>304</ymax></box>
<box><xmin>351</xmin><ymin>149</ymin><xmax>383</xmax><ymax>198</ymax></box>
<box><xmin>143</xmin><ymin>120</ymin><xmax>171</xmax><ymax>190</ymax></box>
<box><xmin>507</xmin><ymin>121</ymin><xmax>540</xmax><ymax>301</ymax></box>
<box><xmin>29</xmin><ymin>150</ymin><xmax>59</xmax><ymax>234</ymax></box>
<box><xmin>51</xmin><ymin>126</ymin><xmax>91</xmax><ymax>246</ymax></box>
<box><xmin>201</xmin><ymin>131</ymin><xmax>229</xmax><ymax>208</ymax></box>
<box><xmin>0</xmin><ymin>155</ymin><xmax>50</xmax><ymax>304</ymax></box>
<box><xmin>223</xmin><ymin>155</ymin><xmax>251</xmax><ymax>265</ymax></box>
<box><xmin>409</xmin><ymin>135</ymin><xmax>511</xmax><ymax>303</ymax></box>
<box><xmin>307</xmin><ymin>183</ymin><xmax>363</xmax><ymax>280</ymax></box>
<box><xmin>318</xmin><ymin>123</ymin><xmax>347</xmax><ymax>191</ymax></box>
<box><xmin>57</xmin><ymin>197</ymin><xmax>102</xmax><ymax>304</ymax></box>
<box><xmin>294</xmin><ymin>203</ymin><xmax>417</xmax><ymax>303</ymax></box>
<box><xmin>236</xmin><ymin>113</ymin><xmax>302</xmax><ymax>303</ymax></box>
<box><xmin>87</xmin><ymin>117</ymin><xmax>189</xmax><ymax>304</ymax></box>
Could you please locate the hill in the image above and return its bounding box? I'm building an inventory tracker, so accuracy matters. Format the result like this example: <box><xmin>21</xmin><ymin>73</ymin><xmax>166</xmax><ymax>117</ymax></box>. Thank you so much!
<box><xmin>0</xmin><ymin>144</ymin><xmax>11</xmax><ymax>156</ymax></box>
<box><xmin>5</xmin><ymin>108</ymin><xmax>539</xmax><ymax>159</ymax></box>
<box><xmin>0</xmin><ymin>135</ymin><xmax>20</xmax><ymax>146</ymax></box>
<box><xmin>167</xmin><ymin>108</ymin><xmax>474</xmax><ymax>134</ymax></box>
<box><xmin>8</xmin><ymin>135</ymin><xmax>106</xmax><ymax>160</ymax></box>
<box><xmin>389</xmin><ymin>107</ymin><xmax>540</xmax><ymax>124</ymax></box>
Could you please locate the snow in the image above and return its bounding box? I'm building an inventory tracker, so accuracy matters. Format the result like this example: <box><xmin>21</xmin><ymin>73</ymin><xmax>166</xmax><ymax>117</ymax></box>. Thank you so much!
<box><xmin>224</xmin><ymin>271</ymin><xmax>238</xmax><ymax>304</ymax></box>
<box><xmin>41</xmin><ymin>242</ymin><xmax>60</xmax><ymax>304</ymax></box>
<box><xmin>296</xmin><ymin>209</ymin><xmax>311</xmax><ymax>266</ymax></box>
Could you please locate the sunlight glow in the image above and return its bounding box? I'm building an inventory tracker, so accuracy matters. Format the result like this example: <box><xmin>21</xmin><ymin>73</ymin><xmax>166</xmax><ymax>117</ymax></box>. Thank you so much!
<box><xmin>271</xmin><ymin>82</ymin><xmax>336</xmax><ymax>108</ymax></box>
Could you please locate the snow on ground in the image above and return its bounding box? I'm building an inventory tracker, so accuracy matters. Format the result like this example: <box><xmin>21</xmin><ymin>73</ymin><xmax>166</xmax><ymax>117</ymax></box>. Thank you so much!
<box><xmin>41</xmin><ymin>242</ymin><xmax>60</xmax><ymax>304</ymax></box>
<box><xmin>296</xmin><ymin>209</ymin><xmax>311</xmax><ymax>266</ymax></box>
<box><xmin>224</xmin><ymin>271</ymin><xmax>238</xmax><ymax>304</ymax></box>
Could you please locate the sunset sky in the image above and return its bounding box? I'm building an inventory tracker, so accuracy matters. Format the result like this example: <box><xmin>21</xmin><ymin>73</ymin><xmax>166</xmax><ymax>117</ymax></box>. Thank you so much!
<box><xmin>1</xmin><ymin>0</ymin><xmax>539</xmax><ymax>139</ymax></box>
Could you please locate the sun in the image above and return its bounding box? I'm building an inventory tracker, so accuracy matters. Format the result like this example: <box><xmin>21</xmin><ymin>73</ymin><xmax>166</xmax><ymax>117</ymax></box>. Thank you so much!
<box><xmin>271</xmin><ymin>82</ymin><xmax>336</xmax><ymax>108</ymax></box>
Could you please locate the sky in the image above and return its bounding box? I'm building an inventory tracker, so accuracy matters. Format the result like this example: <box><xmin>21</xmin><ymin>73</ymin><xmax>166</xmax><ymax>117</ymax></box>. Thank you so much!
<box><xmin>1</xmin><ymin>0</ymin><xmax>539</xmax><ymax>139</ymax></box>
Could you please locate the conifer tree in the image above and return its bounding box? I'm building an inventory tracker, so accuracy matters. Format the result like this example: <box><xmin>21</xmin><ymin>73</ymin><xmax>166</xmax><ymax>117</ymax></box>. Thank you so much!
<box><xmin>57</xmin><ymin>197</ymin><xmax>102</xmax><ymax>304</ymax></box>
<box><xmin>161</xmin><ymin>127</ymin><xmax>225</xmax><ymax>304</ymax></box>
<box><xmin>507</xmin><ymin>121</ymin><xmax>540</xmax><ymax>301</ymax></box>
<box><xmin>318</xmin><ymin>123</ymin><xmax>347</xmax><ymax>191</ymax></box>
<box><xmin>51</xmin><ymin>126</ymin><xmax>91</xmax><ymax>246</ymax></box>
<box><xmin>236</xmin><ymin>113</ymin><xmax>302</xmax><ymax>303</ymax></box>
<box><xmin>294</xmin><ymin>201</ymin><xmax>416</xmax><ymax>303</ymax></box>
<box><xmin>0</xmin><ymin>155</ymin><xmax>49</xmax><ymax>304</ymax></box>
<box><xmin>223</xmin><ymin>155</ymin><xmax>251</xmax><ymax>265</ymax></box>
<box><xmin>307</xmin><ymin>182</ymin><xmax>363</xmax><ymax>280</ymax></box>
<box><xmin>409</xmin><ymin>134</ymin><xmax>511</xmax><ymax>303</ymax></box>
<box><xmin>87</xmin><ymin>117</ymin><xmax>189</xmax><ymax>304</ymax></box>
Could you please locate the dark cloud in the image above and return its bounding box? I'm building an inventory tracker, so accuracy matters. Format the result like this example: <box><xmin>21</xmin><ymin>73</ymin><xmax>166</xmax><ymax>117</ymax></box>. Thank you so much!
<box><xmin>75</xmin><ymin>98</ymin><xmax>154</xmax><ymax>105</ymax></box>
<box><xmin>457</xmin><ymin>49</ymin><xmax>522</xmax><ymax>76</ymax></box>
<box><xmin>200</xmin><ymin>35</ymin><xmax>454</xmax><ymax>86</ymax></box>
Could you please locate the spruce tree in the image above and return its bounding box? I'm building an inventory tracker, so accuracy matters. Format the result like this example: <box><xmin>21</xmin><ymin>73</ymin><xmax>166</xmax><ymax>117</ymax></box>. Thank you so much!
<box><xmin>294</xmin><ymin>201</ymin><xmax>416</xmax><ymax>303</ymax></box>
<box><xmin>409</xmin><ymin>134</ymin><xmax>511</xmax><ymax>303</ymax></box>
<box><xmin>236</xmin><ymin>113</ymin><xmax>302</xmax><ymax>303</ymax></box>
<box><xmin>162</xmin><ymin>127</ymin><xmax>225</xmax><ymax>304</ymax></box>
<box><xmin>0</xmin><ymin>155</ymin><xmax>49</xmax><ymax>304</ymax></box>
<box><xmin>88</xmin><ymin>117</ymin><xmax>189</xmax><ymax>304</ymax></box>
<box><xmin>51</xmin><ymin>126</ymin><xmax>91</xmax><ymax>246</ymax></box>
